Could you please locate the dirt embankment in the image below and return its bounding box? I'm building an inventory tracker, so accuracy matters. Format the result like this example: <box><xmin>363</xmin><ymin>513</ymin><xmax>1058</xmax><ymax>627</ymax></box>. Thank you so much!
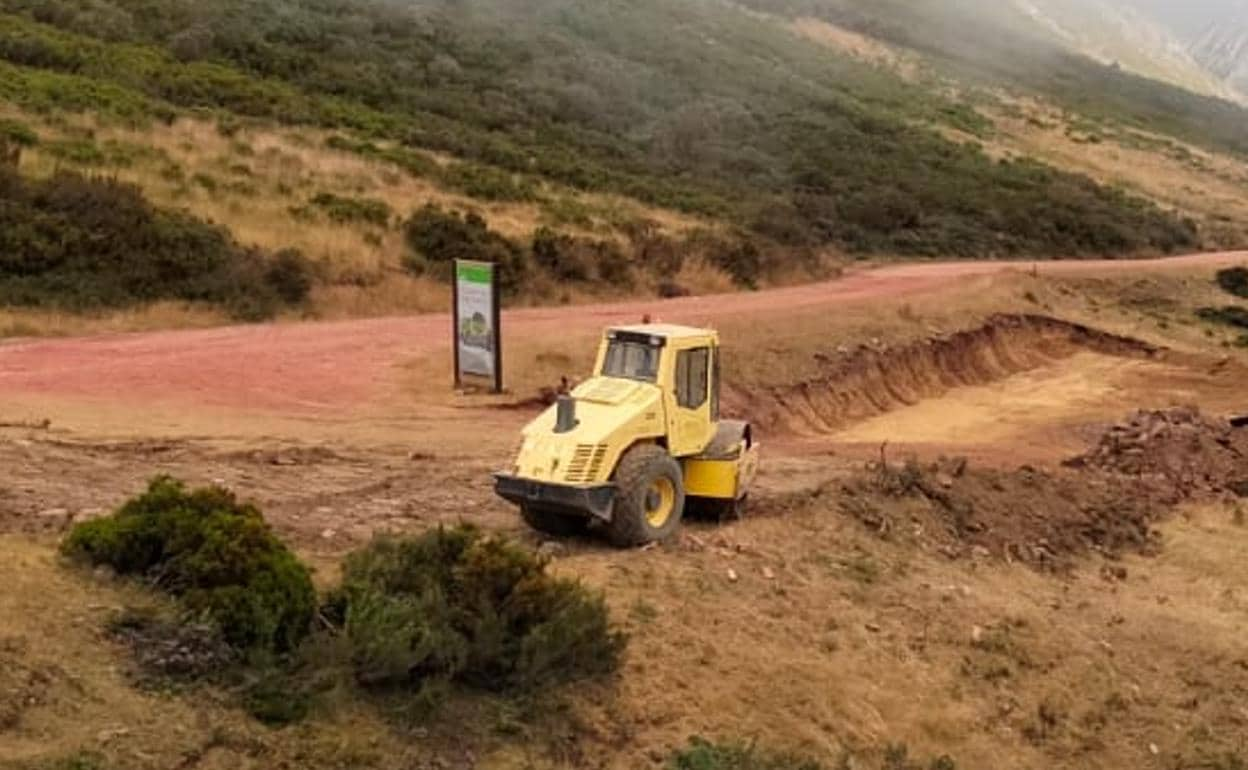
<box><xmin>736</xmin><ymin>314</ymin><xmax>1164</xmax><ymax>435</ymax></box>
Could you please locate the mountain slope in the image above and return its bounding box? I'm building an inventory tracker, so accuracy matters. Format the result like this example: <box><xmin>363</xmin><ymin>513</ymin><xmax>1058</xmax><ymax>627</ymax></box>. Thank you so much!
<box><xmin>1190</xmin><ymin>16</ymin><xmax>1248</xmax><ymax>94</ymax></box>
<box><xmin>1012</xmin><ymin>0</ymin><xmax>1243</xmax><ymax>101</ymax></box>
<box><xmin>0</xmin><ymin>0</ymin><xmax>1203</xmax><ymax>262</ymax></box>
<box><xmin>4</xmin><ymin>0</ymin><xmax>1248</xmax><ymax>335</ymax></box>
<box><xmin>745</xmin><ymin>0</ymin><xmax>1248</xmax><ymax>158</ymax></box>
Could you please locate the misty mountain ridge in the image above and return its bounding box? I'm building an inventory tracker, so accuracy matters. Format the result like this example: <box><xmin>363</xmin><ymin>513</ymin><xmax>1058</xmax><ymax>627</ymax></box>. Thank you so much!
<box><xmin>1190</xmin><ymin>15</ymin><xmax>1248</xmax><ymax>92</ymax></box>
<box><xmin>1014</xmin><ymin>0</ymin><xmax>1248</xmax><ymax>102</ymax></box>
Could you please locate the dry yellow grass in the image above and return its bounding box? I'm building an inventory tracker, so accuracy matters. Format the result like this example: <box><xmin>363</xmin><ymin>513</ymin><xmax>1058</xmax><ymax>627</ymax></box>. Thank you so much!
<box><xmin>978</xmin><ymin>98</ymin><xmax>1248</xmax><ymax>248</ymax></box>
<box><xmin>561</xmin><ymin>497</ymin><xmax>1248</xmax><ymax>768</ymax></box>
<box><xmin>2</xmin><ymin>111</ymin><xmax>730</xmax><ymax>334</ymax></box>
<box><xmin>19</xmin><ymin>113</ymin><xmax>710</xmax><ymax>257</ymax></box>
<box><xmin>790</xmin><ymin>16</ymin><xmax>921</xmax><ymax>79</ymax></box>
<box><xmin>0</xmin><ymin>302</ymin><xmax>230</xmax><ymax>339</ymax></box>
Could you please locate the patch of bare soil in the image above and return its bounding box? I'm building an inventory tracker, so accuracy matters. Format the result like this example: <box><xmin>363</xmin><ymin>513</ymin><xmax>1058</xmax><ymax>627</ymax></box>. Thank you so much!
<box><xmin>1066</xmin><ymin>407</ymin><xmax>1248</xmax><ymax>501</ymax></box>
<box><xmin>832</xmin><ymin>456</ymin><xmax>1166</xmax><ymax>570</ymax></box>
<box><xmin>0</xmin><ymin>432</ymin><xmax>511</xmax><ymax>553</ymax></box>
<box><xmin>737</xmin><ymin>314</ymin><xmax>1164</xmax><ymax>435</ymax></box>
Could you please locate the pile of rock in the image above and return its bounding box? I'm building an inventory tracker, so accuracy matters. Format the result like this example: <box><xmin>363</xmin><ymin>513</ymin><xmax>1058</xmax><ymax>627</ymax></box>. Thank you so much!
<box><xmin>1066</xmin><ymin>407</ymin><xmax>1247</xmax><ymax>499</ymax></box>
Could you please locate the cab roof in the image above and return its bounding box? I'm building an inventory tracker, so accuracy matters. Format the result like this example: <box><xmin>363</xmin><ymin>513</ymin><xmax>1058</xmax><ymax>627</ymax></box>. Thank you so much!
<box><xmin>607</xmin><ymin>323</ymin><xmax>715</xmax><ymax>340</ymax></box>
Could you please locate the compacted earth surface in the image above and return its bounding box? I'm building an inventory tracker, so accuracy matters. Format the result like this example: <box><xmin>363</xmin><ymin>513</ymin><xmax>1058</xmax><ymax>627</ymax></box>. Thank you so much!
<box><xmin>1</xmin><ymin>256</ymin><xmax>1247</xmax><ymax>769</ymax></box>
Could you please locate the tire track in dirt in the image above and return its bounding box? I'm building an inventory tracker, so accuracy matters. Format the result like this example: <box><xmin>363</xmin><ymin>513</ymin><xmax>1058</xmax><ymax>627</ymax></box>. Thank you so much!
<box><xmin>0</xmin><ymin>251</ymin><xmax>1244</xmax><ymax>414</ymax></box>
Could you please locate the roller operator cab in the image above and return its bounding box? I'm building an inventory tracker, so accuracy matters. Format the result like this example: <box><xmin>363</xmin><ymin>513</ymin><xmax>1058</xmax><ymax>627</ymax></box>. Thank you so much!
<box><xmin>494</xmin><ymin>324</ymin><xmax>759</xmax><ymax>547</ymax></box>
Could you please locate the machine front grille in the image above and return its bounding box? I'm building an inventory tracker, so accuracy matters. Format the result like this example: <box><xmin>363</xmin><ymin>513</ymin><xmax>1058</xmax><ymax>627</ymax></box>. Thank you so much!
<box><xmin>565</xmin><ymin>444</ymin><xmax>608</xmax><ymax>483</ymax></box>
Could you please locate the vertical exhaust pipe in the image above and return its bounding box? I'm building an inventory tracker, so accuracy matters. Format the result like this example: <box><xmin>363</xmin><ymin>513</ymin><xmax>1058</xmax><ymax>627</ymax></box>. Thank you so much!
<box><xmin>554</xmin><ymin>395</ymin><xmax>578</xmax><ymax>433</ymax></box>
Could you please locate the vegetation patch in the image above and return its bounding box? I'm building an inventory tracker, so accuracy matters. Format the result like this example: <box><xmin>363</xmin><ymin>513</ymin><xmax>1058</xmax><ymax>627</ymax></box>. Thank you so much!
<box><xmin>531</xmin><ymin>226</ymin><xmax>630</xmax><ymax>285</ymax></box>
<box><xmin>0</xmin><ymin>116</ymin><xmax>36</xmax><ymax>146</ymax></box>
<box><xmin>324</xmin><ymin>135</ymin><xmax>439</xmax><ymax>178</ymax></box>
<box><xmin>62</xmin><ymin>476</ymin><xmax>316</xmax><ymax>654</ymax></box>
<box><xmin>1216</xmin><ymin>267</ymin><xmax>1248</xmax><ymax>299</ymax></box>
<box><xmin>323</xmin><ymin>526</ymin><xmax>626</xmax><ymax>707</ymax></box>
<box><xmin>303</xmin><ymin>191</ymin><xmax>392</xmax><ymax>227</ymax></box>
<box><xmin>0</xmin><ymin>168</ymin><xmax>313</xmax><ymax>319</ymax></box>
<box><xmin>41</xmin><ymin>137</ymin><xmax>162</xmax><ymax>167</ymax></box>
<box><xmin>669</xmin><ymin>737</ymin><xmax>824</xmax><ymax>770</ymax></box>
<box><xmin>403</xmin><ymin>204</ymin><xmax>528</xmax><ymax>291</ymax></box>
<box><xmin>1196</xmin><ymin>306</ymin><xmax>1248</xmax><ymax>330</ymax></box>
<box><xmin>440</xmin><ymin>162</ymin><xmax>539</xmax><ymax>202</ymax></box>
<box><xmin>0</xmin><ymin>2</ymin><xmax>1217</xmax><ymax>261</ymax></box>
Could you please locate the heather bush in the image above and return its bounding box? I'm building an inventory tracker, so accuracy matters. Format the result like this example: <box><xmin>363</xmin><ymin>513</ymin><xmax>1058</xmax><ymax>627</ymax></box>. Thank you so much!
<box><xmin>0</xmin><ymin>168</ymin><xmax>312</xmax><ymax>318</ymax></box>
<box><xmin>62</xmin><ymin>477</ymin><xmax>316</xmax><ymax>653</ymax></box>
<box><xmin>1216</xmin><ymin>267</ymin><xmax>1248</xmax><ymax>299</ymax></box>
<box><xmin>403</xmin><ymin>204</ymin><xmax>528</xmax><ymax>291</ymax></box>
<box><xmin>324</xmin><ymin>526</ymin><xmax>625</xmax><ymax>705</ymax></box>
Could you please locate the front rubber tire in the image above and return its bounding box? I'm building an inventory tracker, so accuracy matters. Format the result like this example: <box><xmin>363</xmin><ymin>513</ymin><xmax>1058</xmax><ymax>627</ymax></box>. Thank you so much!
<box><xmin>520</xmin><ymin>505</ymin><xmax>588</xmax><ymax>537</ymax></box>
<box><xmin>606</xmin><ymin>444</ymin><xmax>685</xmax><ymax>547</ymax></box>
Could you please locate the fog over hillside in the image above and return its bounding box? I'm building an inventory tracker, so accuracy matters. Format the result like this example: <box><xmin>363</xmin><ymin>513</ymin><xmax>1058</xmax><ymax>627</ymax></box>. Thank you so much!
<box><xmin>1125</xmin><ymin>0</ymin><xmax>1246</xmax><ymax>35</ymax></box>
<box><xmin>1012</xmin><ymin>0</ymin><xmax>1248</xmax><ymax>100</ymax></box>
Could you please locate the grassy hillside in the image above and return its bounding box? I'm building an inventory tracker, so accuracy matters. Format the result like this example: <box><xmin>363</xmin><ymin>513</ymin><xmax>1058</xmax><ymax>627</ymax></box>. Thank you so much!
<box><xmin>0</xmin><ymin>0</ymin><xmax>1204</xmax><ymax>262</ymax></box>
<box><xmin>2</xmin><ymin>0</ymin><xmax>1247</xmax><ymax>330</ymax></box>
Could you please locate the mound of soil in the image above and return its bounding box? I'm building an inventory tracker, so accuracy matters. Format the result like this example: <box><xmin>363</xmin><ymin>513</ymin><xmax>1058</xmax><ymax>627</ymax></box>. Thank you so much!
<box><xmin>1065</xmin><ymin>407</ymin><xmax>1248</xmax><ymax>500</ymax></box>
<box><xmin>837</xmin><ymin>458</ymin><xmax>1165</xmax><ymax>570</ymax></box>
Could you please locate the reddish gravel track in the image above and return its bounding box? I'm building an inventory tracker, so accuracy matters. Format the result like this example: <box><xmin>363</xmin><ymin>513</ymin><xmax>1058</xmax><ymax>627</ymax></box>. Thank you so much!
<box><xmin>1</xmin><ymin>252</ymin><xmax>1244</xmax><ymax>413</ymax></box>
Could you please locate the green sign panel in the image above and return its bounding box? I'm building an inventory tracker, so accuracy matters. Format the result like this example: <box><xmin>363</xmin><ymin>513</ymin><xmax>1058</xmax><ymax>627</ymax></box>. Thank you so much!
<box><xmin>453</xmin><ymin>259</ymin><xmax>501</xmax><ymax>390</ymax></box>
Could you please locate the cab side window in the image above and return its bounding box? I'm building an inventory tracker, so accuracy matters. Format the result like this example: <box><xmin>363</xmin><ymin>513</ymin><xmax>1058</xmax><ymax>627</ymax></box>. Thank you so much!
<box><xmin>676</xmin><ymin>347</ymin><xmax>709</xmax><ymax>409</ymax></box>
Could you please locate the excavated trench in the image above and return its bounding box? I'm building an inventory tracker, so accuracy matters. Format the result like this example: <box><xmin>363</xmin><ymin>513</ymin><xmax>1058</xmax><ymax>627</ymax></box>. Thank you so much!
<box><xmin>733</xmin><ymin>314</ymin><xmax>1165</xmax><ymax>435</ymax></box>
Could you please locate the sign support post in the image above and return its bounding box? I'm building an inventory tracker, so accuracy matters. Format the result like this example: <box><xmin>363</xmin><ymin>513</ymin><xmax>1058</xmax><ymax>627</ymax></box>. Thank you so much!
<box><xmin>451</xmin><ymin>262</ymin><xmax>462</xmax><ymax>390</ymax></box>
<box><xmin>452</xmin><ymin>259</ymin><xmax>502</xmax><ymax>393</ymax></box>
<box><xmin>491</xmin><ymin>267</ymin><xmax>503</xmax><ymax>394</ymax></box>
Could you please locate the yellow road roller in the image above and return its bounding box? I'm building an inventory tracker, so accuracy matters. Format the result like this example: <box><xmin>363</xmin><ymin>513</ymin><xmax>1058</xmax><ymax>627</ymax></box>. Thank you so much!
<box><xmin>494</xmin><ymin>324</ymin><xmax>759</xmax><ymax>546</ymax></box>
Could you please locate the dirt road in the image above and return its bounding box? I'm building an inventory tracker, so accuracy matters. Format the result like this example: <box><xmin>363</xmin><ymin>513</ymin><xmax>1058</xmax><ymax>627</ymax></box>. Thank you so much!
<box><xmin>1</xmin><ymin>251</ymin><xmax>1243</xmax><ymax>414</ymax></box>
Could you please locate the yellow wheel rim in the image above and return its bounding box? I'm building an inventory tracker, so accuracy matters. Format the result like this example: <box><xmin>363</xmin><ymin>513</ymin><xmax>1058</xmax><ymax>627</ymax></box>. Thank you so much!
<box><xmin>644</xmin><ymin>477</ymin><xmax>677</xmax><ymax>528</ymax></box>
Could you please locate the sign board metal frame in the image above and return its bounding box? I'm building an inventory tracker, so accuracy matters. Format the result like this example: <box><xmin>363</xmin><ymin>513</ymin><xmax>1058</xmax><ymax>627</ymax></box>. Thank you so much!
<box><xmin>452</xmin><ymin>259</ymin><xmax>503</xmax><ymax>393</ymax></box>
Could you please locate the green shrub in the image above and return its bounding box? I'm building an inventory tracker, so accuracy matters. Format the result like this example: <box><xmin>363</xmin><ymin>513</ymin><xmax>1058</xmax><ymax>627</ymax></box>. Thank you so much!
<box><xmin>1216</xmin><ymin>267</ymin><xmax>1248</xmax><ymax>299</ymax></box>
<box><xmin>1196</xmin><ymin>306</ymin><xmax>1248</xmax><ymax>330</ymax></box>
<box><xmin>327</xmin><ymin>526</ymin><xmax>625</xmax><ymax>704</ymax></box>
<box><xmin>62</xmin><ymin>476</ymin><xmax>316</xmax><ymax>653</ymax></box>
<box><xmin>45</xmin><ymin>137</ymin><xmax>109</xmax><ymax>165</ymax></box>
<box><xmin>43</xmin><ymin>137</ymin><xmax>163</xmax><ymax>168</ymax></box>
<box><xmin>668</xmin><ymin>737</ymin><xmax>823</xmax><ymax>770</ymax></box>
<box><xmin>403</xmin><ymin>204</ymin><xmax>528</xmax><ymax>291</ymax></box>
<box><xmin>440</xmin><ymin>162</ymin><xmax>539</xmax><ymax>202</ymax></box>
<box><xmin>308</xmin><ymin>191</ymin><xmax>392</xmax><ymax>227</ymax></box>
<box><xmin>324</xmin><ymin>135</ymin><xmax>439</xmax><ymax>178</ymax></box>
<box><xmin>191</xmin><ymin>171</ymin><xmax>217</xmax><ymax>192</ymax></box>
<box><xmin>264</xmin><ymin>248</ymin><xmax>313</xmax><ymax>305</ymax></box>
<box><xmin>0</xmin><ymin>168</ymin><xmax>310</xmax><ymax>319</ymax></box>
<box><xmin>36</xmin><ymin>751</ymin><xmax>107</xmax><ymax>770</ymax></box>
<box><xmin>540</xmin><ymin>196</ymin><xmax>596</xmax><ymax>228</ymax></box>
<box><xmin>0</xmin><ymin>118</ymin><xmax>38</xmax><ymax>147</ymax></box>
<box><xmin>531</xmin><ymin>226</ymin><xmax>635</xmax><ymax>286</ymax></box>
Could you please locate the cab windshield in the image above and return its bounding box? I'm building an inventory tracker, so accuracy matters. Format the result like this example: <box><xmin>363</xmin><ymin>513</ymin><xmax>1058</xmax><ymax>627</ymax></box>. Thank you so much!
<box><xmin>601</xmin><ymin>339</ymin><xmax>660</xmax><ymax>382</ymax></box>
